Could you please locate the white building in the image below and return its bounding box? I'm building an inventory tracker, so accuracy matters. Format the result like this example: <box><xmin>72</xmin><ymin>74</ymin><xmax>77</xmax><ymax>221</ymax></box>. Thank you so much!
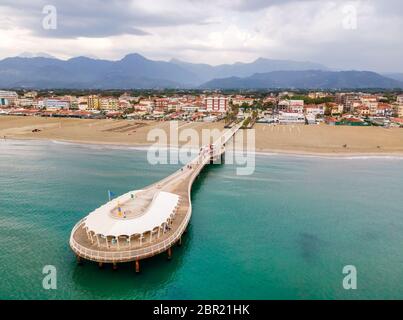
<box><xmin>305</xmin><ymin>114</ymin><xmax>317</xmax><ymax>125</ymax></box>
<box><xmin>277</xmin><ymin>100</ymin><xmax>290</xmax><ymax>111</ymax></box>
<box><xmin>0</xmin><ymin>90</ymin><xmax>18</xmax><ymax>106</ymax></box>
<box><xmin>41</xmin><ymin>98</ymin><xmax>70</xmax><ymax>110</ymax></box>
<box><xmin>305</xmin><ymin>105</ymin><xmax>325</xmax><ymax>116</ymax></box>
<box><xmin>23</xmin><ymin>91</ymin><xmax>38</xmax><ymax>99</ymax></box>
<box><xmin>181</xmin><ymin>104</ymin><xmax>198</xmax><ymax>113</ymax></box>
<box><xmin>289</xmin><ymin>100</ymin><xmax>304</xmax><ymax>113</ymax></box>
<box><xmin>277</xmin><ymin>99</ymin><xmax>304</xmax><ymax>113</ymax></box>
<box><xmin>204</xmin><ymin>96</ymin><xmax>228</xmax><ymax>113</ymax></box>
<box><xmin>17</xmin><ymin>98</ymin><xmax>38</xmax><ymax>108</ymax></box>
<box><xmin>135</xmin><ymin>99</ymin><xmax>154</xmax><ymax>113</ymax></box>
<box><xmin>278</xmin><ymin>112</ymin><xmax>305</xmax><ymax>124</ymax></box>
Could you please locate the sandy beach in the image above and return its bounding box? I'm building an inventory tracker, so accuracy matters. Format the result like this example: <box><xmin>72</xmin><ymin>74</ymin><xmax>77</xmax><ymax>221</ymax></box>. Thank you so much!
<box><xmin>1</xmin><ymin>115</ymin><xmax>403</xmax><ymax>156</ymax></box>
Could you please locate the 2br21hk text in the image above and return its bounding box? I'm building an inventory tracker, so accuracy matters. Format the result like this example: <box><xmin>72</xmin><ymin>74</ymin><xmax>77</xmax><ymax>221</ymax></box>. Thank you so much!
<box><xmin>153</xmin><ymin>304</ymin><xmax>250</xmax><ymax>317</ymax></box>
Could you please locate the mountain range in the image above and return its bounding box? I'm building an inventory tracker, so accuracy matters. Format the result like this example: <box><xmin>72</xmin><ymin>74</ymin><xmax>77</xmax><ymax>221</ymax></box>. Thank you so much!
<box><xmin>0</xmin><ymin>53</ymin><xmax>402</xmax><ymax>89</ymax></box>
<box><xmin>201</xmin><ymin>70</ymin><xmax>403</xmax><ymax>90</ymax></box>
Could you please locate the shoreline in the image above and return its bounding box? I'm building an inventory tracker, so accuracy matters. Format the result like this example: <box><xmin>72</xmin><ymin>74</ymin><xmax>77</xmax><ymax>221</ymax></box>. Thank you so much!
<box><xmin>2</xmin><ymin>116</ymin><xmax>403</xmax><ymax>159</ymax></box>
<box><xmin>4</xmin><ymin>136</ymin><xmax>403</xmax><ymax>159</ymax></box>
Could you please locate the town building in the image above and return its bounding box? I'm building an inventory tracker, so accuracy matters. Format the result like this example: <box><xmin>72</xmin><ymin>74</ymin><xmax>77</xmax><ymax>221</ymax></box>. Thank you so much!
<box><xmin>305</xmin><ymin>114</ymin><xmax>317</xmax><ymax>125</ymax></box>
<box><xmin>336</xmin><ymin>93</ymin><xmax>360</xmax><ymax>112</ymax></box>
<box><xmin>289</xmin><ymin>100</ymin><xmax>304</xmax><ymax>113</ymax></box>
<box><xmin>78</xmin><ymin>102</ymin><xmax>88</xmax><ymax>111</ymax></box>
<box><xmin>154</xmin><ymin>98</ymin><xmax>169</xmax><ymax>112</ymax></box>
<box><xmin>277</xmin><ymin>100</ymin><xmax>290</xmax><ymax>112</ymax></box>
<box><xmin>181</xmin><ymin>104</ymin><xmax>198</xmax><ymax>113</ymax></box>
<box><xmin>0</xmin><ymin>90</ymin><xmax>18</xmax><ymax>106</ymax></box>
<box><xmin>40</xmin><ymin>98</ymin><xmax>70</xmax><ymax>110</ymax></box>
<box><xmin>23</xmin><ymin>91</ymin><xmax>38</xmax><ymax>98</ymax></box>
<box><xmin>278</xmin><ymin>111</ymin><xmax>305</xmax><ymax>124</ymax></box>
<box><xmin>87</xmin><ymin>95</ymin><xmax>101</xmax><ymax>110</ymax></box>
<box><xmin>135</xmin><ymin>99</ymin><xmax>154</xmax><ymax>113</ymax></box>
<box><xmin>355</xmin><ymin>106</ymin><xmax>370</xmax><ymax>117</ymax></box>
<box><xmin>360</xmin><ymin>95</ymin><xmax>378</xmax><ymax>115</ymax></box>
<box><xmin>204</xmin><ymin>96</ymin><xmax>228</xmax><ymax>113</ymax></box>
<box><xmin>304</xmin><ymin>104</ymin><xmax>325</xmax><ymax>116</ymax></box>
<box><xmin>17</xmin><ymin>98</ymin><xmax>38</xmax><ymax>108</ymax></box>
<box><xmin>329</xmin><ymin>103</ymin><xmax>344</xmax><ymax>116</ymax></box>
<box><xmin>100</xmin><ymin>97</ymin><xmax>119</xmax><ymax>110</ymax></box>
<box><xmin>376</xmin><ymin>103</ymin><xmax>393</xmax><ymax>117</ymax></box>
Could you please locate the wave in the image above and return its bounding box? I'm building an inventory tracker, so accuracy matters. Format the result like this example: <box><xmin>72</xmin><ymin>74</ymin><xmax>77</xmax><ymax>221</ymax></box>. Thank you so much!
<box><xmin>38</xmin><ymin>140</ymin><xmax>403</xmax><ymax>161</ymax></box>
<box><xmin>254</xmin><ymin>151</ymin><xmax>403</xmax><ymax>161</ymax></box>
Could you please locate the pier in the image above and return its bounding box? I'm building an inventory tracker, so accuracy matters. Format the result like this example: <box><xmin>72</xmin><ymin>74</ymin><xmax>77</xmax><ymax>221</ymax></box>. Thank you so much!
<box><xmin>69</xmin><ymin>121</ymin><xmax>244</xmax><ymax>270</ymax></box>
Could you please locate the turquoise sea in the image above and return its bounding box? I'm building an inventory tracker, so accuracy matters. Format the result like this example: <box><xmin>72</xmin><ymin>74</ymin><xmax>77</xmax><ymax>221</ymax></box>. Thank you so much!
<box><xmin>1</xmin><ymin>139</ymin><xmax>403</xmax><ymax>300</ymax></box>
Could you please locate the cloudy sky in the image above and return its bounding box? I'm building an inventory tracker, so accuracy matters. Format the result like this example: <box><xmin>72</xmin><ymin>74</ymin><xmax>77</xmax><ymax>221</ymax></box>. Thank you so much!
<box><xmin>0</xmin><ymin>0</ymin><xmax>402</xmax><ymax>72</ymax></box>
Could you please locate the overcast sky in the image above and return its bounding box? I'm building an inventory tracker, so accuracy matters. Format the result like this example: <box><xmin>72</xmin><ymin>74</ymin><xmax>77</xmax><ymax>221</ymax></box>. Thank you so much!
<box><xmin>0</xmin><ymin>0</ymin><xmax>402</xmax><ymax>72</ymax></box>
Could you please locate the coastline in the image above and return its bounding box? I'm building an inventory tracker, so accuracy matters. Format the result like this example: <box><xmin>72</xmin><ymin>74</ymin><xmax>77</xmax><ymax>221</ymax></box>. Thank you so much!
<box><xmin>2</xmin><ymin>116</ymin><xmax>403</xmax><ymax>158</ymax></box>
<box><xmin>4</xmin><ymin>136</ymin><xmax>403</xmax><ymax>159</ymax></box>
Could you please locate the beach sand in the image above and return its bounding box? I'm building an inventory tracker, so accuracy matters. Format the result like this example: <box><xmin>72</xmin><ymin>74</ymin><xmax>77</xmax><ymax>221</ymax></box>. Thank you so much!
<box><xmin>1</xmin><ymin>116</ymin><xmax>402</xmax><ymax>155</ymax></box>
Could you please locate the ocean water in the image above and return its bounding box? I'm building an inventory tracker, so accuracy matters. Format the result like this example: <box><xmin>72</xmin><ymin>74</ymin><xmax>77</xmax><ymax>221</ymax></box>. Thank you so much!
<box><xmin>1</xmin><ymin>139</ymin><xmax>403</xmax><ymax>300</ymax></box>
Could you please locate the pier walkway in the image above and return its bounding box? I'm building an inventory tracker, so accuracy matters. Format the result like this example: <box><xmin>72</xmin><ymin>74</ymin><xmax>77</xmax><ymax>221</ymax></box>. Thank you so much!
<box><xmin>69</xmin><ymin>121</ymin><xmax>243</xmax><ymax>269</ymax></box>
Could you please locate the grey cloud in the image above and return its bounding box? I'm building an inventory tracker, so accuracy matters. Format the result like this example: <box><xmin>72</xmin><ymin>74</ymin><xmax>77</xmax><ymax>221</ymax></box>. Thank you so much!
<box><xmin>0</xmin><ymin>0</ymin><xmax>402</xmax><ymax>72</ymax></box>
<box><xmin>205</xmin><ymin>0</ymin><xmax>322</xmax><ymax>12</ymax></box>
<box><xmin>0</xmin><ymin>0</ymin><xmax>210</xmax><ymax>38</ymax></box>
<box><xmin>371</xmin><ymin>0</ymin><xmax>403</xmax><ymax>16</ymax></box>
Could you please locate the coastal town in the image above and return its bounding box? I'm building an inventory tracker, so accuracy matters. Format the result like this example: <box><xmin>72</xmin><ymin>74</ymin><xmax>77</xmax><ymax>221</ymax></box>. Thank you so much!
<box><xmin>0</xmin><ymin>89</ymin><xmax>403</xmax><ymax>128</ymax></box>
<box><xmin>3</xmin><ymin>0</ymin><xmax>403</xmax><ymax>304</ymax></box>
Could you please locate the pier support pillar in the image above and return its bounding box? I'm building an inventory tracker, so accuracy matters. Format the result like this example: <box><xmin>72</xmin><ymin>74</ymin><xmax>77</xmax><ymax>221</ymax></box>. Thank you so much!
<box><xmin>112</xmin><ymin>262</ymin><xmax>118</xmax><ymax>270</ymax></box>
<box><xmin>76</xmin><ymin>255</ymin><xmax>83</xmax><ymax>266</ymax></box>
<box><xmin>178</xmin><ymin>237</ymin><xmax>182</xmax><ymax>246</ymax></box>
<box><xmin>135</xmin><ymin>260</ymin><xmax>140</xmax><ymax>273</ymax></box>
<box><xmin>98</xmin><ymin>262</ymin><xmax>103</xmax><ymax>269</ymax></box>
<box><xmin>167</xmin><ymin>247</ymin><xmax>172</xmax><ymax>260</ymax></box>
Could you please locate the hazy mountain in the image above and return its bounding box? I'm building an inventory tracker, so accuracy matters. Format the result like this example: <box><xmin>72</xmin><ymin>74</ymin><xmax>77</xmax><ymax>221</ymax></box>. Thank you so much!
<box><xmin>171</xmin><ymin>57</ymin><xmax>328</xmax><ymax>83</ymax></box>
<box><xmin>201</xmin><ymin>70</ymin><xmax>403</xmax><ymax>89</ymax></box>
<box><xmin>0</xmin><ymin>53</ymin><xmax>400</xmax><ymax>89</ymax></box>
<box><xmin>0</xmin><ymin>53</ymin><xmax>196</xmax><ymax>89</ymax></box>
<box><xmin>0</xmin><ymin>53</ymin><xmax>331</xmax><ymax>89</ymax></box>
<box><xmin>383</xmin><ymin>73</ymin><xmax>403</xmax><ymax>82</ymax></box>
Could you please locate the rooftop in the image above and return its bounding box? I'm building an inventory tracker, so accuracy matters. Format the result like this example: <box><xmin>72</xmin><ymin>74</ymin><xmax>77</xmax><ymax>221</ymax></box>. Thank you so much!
<box><xmin>84</xmin><ymin>190</ymin><xmax>180</xmax><ymax>237</ymax></box>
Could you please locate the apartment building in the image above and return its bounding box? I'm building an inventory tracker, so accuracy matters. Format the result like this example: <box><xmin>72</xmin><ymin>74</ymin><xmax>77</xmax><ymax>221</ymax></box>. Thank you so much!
<box><xmin>204</xmin><ymin>96</ymin><xmax>228</xmax><ymax>113</ymax></box>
